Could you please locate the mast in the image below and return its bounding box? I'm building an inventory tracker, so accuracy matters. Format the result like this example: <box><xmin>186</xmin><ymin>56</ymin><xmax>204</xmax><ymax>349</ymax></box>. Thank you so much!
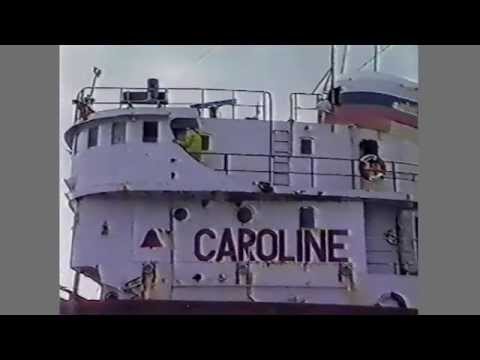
<box><xmin>373</xmin><ymin>45</ymin><xmax>379</xmax><ymax>72</ymax></box>
<box><xmin>340</xmin><ymin>45</ymin><xmax>348</xmax><ymax>75</ymax></box>
<box><xmin>330</xmin><ymin>45</ymin><xmax>335</xmax><ymax>113</ymax></box>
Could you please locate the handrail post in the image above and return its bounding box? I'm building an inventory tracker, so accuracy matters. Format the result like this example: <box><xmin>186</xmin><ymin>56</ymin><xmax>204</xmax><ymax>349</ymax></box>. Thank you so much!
<box><xmin>310</xmin><ymin>158</ymin><xmax>315</xmax><ymax>187</ymax></box>
<box><xmin>268</xmin><ymin>155</ymin><xmax>272</xmax><ymax>184</ymax></box>
<box><xmin>269</xmin><ymin>92</ymin><xmax>272</xmax><ymax>121</ymax></box>
<box><xmin>224</xmin><ymin>154</ymin><xmax>229</xmax><ymax>175</ymax></box>
<box><xmin>295</xmin><ymin>94</ymin><xmax>299</xmax><ymax>121</ymax></box>
<box><xmin>289</xmin><ymin>93</ymin><xmax>293</xmax><ymax>120</ymax></box>
<box><xmin>232</xmin><ymin>90</ymin><xmax>235</xmax><ymax>120</ymax></box>
<box><xmin>119</xmin><ymin>88</ymin><xmax>123</xmax><ymax>109</ymax></box>
<box><xmin>263</xmin><ymin>92</ymin><xmax>266</xmax><ymax>121</ymax></box>
<box><xmin>351</xmin><ymin>159</ymin><xmax>356</xmax><ymax>190</ymax></box>
<box><xmin>391</xmin><ymin>161</ymin><xmax>397</xmax><ymax>192</ymax></box>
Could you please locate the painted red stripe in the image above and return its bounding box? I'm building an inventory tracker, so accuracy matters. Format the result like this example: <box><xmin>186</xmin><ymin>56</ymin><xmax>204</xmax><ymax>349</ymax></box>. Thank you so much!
<box><xmin>324</xmin><ymin>105</ymin><xmax>418</xmax><ymax>131</ymax></box>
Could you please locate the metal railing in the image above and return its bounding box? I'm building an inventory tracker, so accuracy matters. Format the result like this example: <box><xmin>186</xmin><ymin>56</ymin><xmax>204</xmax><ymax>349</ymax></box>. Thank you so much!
<box><xmin>194</xmin><ymin>151</ymin><xmax>418</xmax><ymax>192</ymax></box>
<box><xmin>74</xmin><ymin>86</ymin><xmax>273</xmax><ymax>124</ymax></box>
<box><xmin>289</xmin><ymin>92</ymin><xmax>325</xmax><ymax>121</ymax></box>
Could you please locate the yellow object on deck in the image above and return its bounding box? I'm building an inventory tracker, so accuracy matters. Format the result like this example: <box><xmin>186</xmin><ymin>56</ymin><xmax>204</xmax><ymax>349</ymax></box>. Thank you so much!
<box><xmin>179</xmin><ymin>131</ymin><xmax>203</xmax><ymax>161</ymax></box>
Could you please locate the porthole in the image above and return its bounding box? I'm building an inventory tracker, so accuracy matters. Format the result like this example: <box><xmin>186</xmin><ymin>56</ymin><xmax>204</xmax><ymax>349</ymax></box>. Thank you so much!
<box><xmin>173</xmin><ymin>208</ymin><xmax>189</xmax><ymax>221</ymax></box>
<box><xmin>237</xmin><ymin>206</ymin><xmax>254</xmax><ymax>224</ymax></box>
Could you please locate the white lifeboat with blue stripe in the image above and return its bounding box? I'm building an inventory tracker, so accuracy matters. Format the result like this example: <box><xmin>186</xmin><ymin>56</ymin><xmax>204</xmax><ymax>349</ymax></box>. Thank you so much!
<box><xmin>324</xmin><ymin>72</ymin><xmax>418</xmax><ymax>133</ymax></box>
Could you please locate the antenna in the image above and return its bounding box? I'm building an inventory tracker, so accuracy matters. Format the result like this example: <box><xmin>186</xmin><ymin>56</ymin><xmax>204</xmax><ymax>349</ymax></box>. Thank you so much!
<box><xmin>340</xmin><ymin>45</ymin><xmax>349</xmax><ymax>75</ymax></box>
<box><xmin>330</xmin><ymin>45</ymin><xmax>336</xmax><ymax>114</ymax></box>
<box><xmin>311</xmin><ymin>45</ymin><xmax>342</xmax><ymax>94</ymax></box>
<box><xmin>311</xmin><ymin>68</ymin><xmax>331</xmax><ymax>94</ymax></box>
<box><xmin>357</xmin><ymin>45</ymin><xmax>393</xmax><ymax>72</ymax></box>
<box><xmin>88</xmin><ymin>67</ymin><xmax>102</xmax><ymax>98</ymax></box>
<box><xmin>373</xmin><ymin>45</ymin><xmax>379</xmax><ymax>72</ymax></box>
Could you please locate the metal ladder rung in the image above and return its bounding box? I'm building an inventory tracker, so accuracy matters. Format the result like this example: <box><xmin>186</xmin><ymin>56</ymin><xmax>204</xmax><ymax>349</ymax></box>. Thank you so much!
<box><xmin>272</xmin><ymin>129</ymin><xmax>291</xmax><ymax>186</ymax></box>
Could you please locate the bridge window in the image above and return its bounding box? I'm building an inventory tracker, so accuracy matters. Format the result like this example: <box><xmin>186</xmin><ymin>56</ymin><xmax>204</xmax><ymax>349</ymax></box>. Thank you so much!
<box><xmin>201</xmin><ymin>134</ymin><xmax>210</xmax><ymax>151</ymax></box>
<box><xmin>299</xmin><ymin>206</ymin><xmax>315</xmax><ymax>228</ymax></box>
<box><xmin>87</xmin><ymin>126</ymin><xmax>98</xmax><ymax>148</ymax></box>
<box><xmin>111</xmin><ymin>122</ymin><xmax>126</xmax><ymax>145</ymax></box>
<box><xmin>359</xmin><ymin>139</ymin><xmax>378</xmax><ymax>156</ymax></box>
<box><xmin>143</xmin><ymin>121</ymin><xmax>158</xmax><ymax>143</ymax></box>
<box><xmin>300</xmin><ymin>138</ymin><xmax>313</xmax><ymax>155</ymax></box>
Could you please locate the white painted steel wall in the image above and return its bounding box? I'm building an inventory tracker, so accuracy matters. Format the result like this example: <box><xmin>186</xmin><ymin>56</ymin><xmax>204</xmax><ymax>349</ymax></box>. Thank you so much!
<box><xmin>66</xmin><ymin>108</ymin><xmax>418</xmax><ymax>199</ymax></box>
<box><xmin>353</xmin><ymin>273</ymin><xmax>418</xmax><ymax>308</ymax></box>
<box><xmin>71</xmin><ymin>193</ymin><xmax>416</xmax><ymax>306</ymax></box>
<box><xmin>364</xmin><ymin>203</ymin><xmax>399</xmax><ymax>274</ymax></box>
<box><xmin>66</xmin><ymin>107</ymin><xmax>418</xmax><ymax>307</ymax></box>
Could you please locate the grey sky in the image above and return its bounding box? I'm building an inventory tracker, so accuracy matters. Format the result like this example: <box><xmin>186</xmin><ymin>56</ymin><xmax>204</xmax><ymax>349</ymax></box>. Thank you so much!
<box><xmin>59</xmin><ymin>45</ymin><xmax>418</xmax><ymax>298</ymax></box>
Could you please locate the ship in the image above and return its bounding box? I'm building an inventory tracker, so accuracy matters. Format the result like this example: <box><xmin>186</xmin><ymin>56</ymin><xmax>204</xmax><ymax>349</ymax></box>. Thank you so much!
<box><xmin>60</xmin><ymin>46</ymin><xmax>418</xmax><ymax>315</ymax></box>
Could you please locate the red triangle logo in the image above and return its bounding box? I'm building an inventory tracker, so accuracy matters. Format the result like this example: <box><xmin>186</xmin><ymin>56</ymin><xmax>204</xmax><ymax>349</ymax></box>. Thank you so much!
<box><xmin>141</xmin><ymin>229</ymin><xmax>164</xmax><ymax>249</ymax></box>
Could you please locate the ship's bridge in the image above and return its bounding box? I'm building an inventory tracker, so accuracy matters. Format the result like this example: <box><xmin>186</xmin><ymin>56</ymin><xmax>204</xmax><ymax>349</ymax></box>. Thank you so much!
<box><xmin>64</xmin><ymin>80</ymin><xmax>418</xmax><ymax>203</ymax></box>
<box><xmin>64</xmin><ymin>78</ymin><xmax>419</xmax><ymax>307</ymax></box>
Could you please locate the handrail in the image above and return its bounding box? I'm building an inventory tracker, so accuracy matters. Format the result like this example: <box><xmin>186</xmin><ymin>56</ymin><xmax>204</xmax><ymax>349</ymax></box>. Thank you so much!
<box><xmin>193</xmin><ymin>151</ymin><xmax>415</xmax><ymax>164</ymax></box>
<box><xmin>289</xmin><ymin>92</ymin><xmax>325</xmax><ymax>121</ymax></box>
<box><xmin>193</xmin><ymin>151</ymin><xmax>418</xmax><ymax>192</ymax></box>
<box><xmin>197</xmin><ymin>151</ymin><xmax>418</xmax><ymax>167</ymax></box>
<box><xmin>74</xmin><ymin>86</ymin><xmax>273</xmax><ymax>124</ymax></box>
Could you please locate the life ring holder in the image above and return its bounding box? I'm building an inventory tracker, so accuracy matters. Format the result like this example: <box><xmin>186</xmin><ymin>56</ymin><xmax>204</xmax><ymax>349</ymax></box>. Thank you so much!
<box><xmin>376</xmin><ymin>292</ymin><xmax>408</xmax><ymax>309</ymax></box>
<box><xmin>359</xmin><ymin>154</ymin><xmax>387</xmax><ymax>182</ymax></box>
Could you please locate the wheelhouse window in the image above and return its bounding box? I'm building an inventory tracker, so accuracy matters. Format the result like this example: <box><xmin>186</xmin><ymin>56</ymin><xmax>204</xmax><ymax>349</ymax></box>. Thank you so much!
<box><xmin>111</xmin><ymin>121</ymin><xmax>126</xmax><ymax>145</ymax></box>
<box><xmin>87</xmin><ymin>126</ymin><xmax>98</xmax><ymax>148</ymax></box>
<box><xmin>359</xmin><ymin>139</ymin><xmax>378</xmax><ymax>156</ymax></box>
<box><xmin>299</xmin><ymin>206</ymin><xmax>315</xmax><ymax>228</ymax></box>
<box><xmin>300</xmin><ymin>138</ymin><xmax>313</xmax><ymax>155</ymax></box>
<box><xmin>143</xmin><ymin>121</ymin><xmax>158</xmax><ymax>143</ymax></box>
<box><xmin>200</xmin><ymin>134</ymin><xmax>210</xmax><ymax>151</ymax></box>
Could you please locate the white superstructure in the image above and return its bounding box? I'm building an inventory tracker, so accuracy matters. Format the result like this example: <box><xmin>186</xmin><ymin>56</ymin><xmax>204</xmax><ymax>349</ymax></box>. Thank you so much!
<box><xmin>63</xmin><ymin>67</ymin><xmax>418</xmax><ymax>310</ymax></box>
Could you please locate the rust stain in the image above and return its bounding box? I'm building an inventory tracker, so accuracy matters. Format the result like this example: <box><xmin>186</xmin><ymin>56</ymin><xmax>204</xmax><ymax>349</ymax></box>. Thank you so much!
<box><xmin>60</xmin><ymin>299</ymin><xmax>418</xmax><ymax>315</ymax></box>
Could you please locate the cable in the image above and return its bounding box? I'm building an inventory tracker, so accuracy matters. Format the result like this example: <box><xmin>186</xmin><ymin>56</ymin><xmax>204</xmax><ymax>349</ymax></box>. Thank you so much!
<box><xmin>311</xmin><ymin>45</ymin><xmax>389</xmax><ymax>94</ymax></box>
<box><xmin>356</xmin><ymin>45</ymin><xmax>393</xmax><ymax>72</ymax></box>
<box><xmin>193</xmin><ymin>47</ymin><xmax>216</xmax><ymax>66</ymax></box>
<box><xmin>311</xmin><ymin>68</ymin><xmax>331</xmax><ymax>94</ymax></box>
<box><xmin>175</xmin><ymin>46</ymin><xmax>220</xmax><ymax>80</ymax></box>
<box><xmin>340</xmin><ymin>45</ymin><xmax>349</xmax><ymax>75</ymax></box>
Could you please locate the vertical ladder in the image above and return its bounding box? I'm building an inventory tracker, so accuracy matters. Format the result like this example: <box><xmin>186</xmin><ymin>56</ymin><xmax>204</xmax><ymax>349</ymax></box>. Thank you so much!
<box><xmin>272</xmin><ymin>129</ymin><xmax>291</xmax><ymax>186</ymax></box>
